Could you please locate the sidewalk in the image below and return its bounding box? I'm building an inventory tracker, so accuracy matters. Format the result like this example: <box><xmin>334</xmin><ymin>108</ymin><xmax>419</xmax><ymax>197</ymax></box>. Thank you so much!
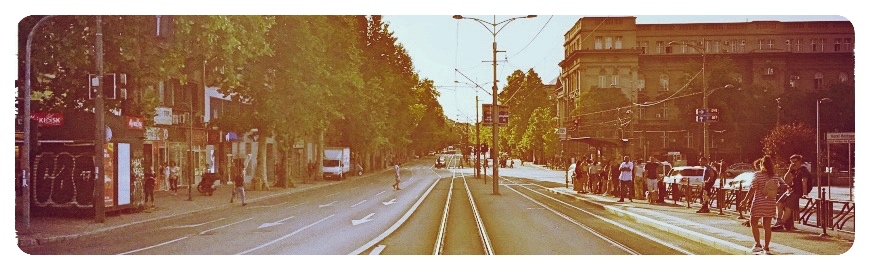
<box><xmin>15</xmin><ymin>178</ymin><xmax>342</xmax><ymax>249</ymax></box>
<box><xmin>547</xmin><ymin>186</ymin><xmax>855</xmax><ymax>255</ymax></box>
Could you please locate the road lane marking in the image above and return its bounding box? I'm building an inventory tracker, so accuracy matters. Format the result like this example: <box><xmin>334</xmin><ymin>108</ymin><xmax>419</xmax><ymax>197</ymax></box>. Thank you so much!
<box><xmin>352</xmin><ymin>213</ymin><xmax>376</xmax><ymax>225</ymax></box>
<box><xmin>248</xmin><ymin>201</ymin><xmax>288</xmax><ymax>209</ymax></box>
<box><xmin>382</xmin><ymin>199</ymin><xmax>396</xmax><ymax>205</ymax></box>
<box><xmin>351</xmin><ymin>200</ymin><xmax>367</xmax><ymax>208</ymax></box>
<box><xmin>319</xmin><ymin>201</ymin><xmax>338</xmax><ymax>208</ymax></box>
<box><xmin>162</xmin><ymin>218</ymin><xmax>225</xmax><ymax>229</ymax></box>
<box><xmin>200</xmin><ymin>218</ymin><xmax>253</xmax><ymax>235</ymax></box>
<box><xmin>237</xmin><ymin>214</ymin><xmax>335</xmax><ymax>255</ymax></box>
<box><xmin>258</xmin><ymin>216</ymin><xmax>296</xmax><ymax>229</ymax></box>
<box><xmin>375</xmin><ymin>191</ymin><xmax>387</xmax><ymax>196</ymax></box>
<box><xmin>118</xmin><ymin>236</ymin><xmax>189</xmax><ymax>255</ymax></box>
<box><xmin>369</xmin><ymin>245</ymin><xmax>386</xmax><ymax>255</ymax></box>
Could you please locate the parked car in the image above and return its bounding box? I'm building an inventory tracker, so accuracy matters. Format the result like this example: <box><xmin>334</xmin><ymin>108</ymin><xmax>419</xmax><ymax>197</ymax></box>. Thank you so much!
<box><xmin>435</xmin><ymin>156</ymin><xmax>447</xmax><ymax>169</ymax></box>
<box><xmin>724</xmin><ymin>162</ymin><xmax>754</xmax><ymax>178</ymax></box>
<box><xmin>662</xmin><ymin>166</ymin><xmax>709</xmax><ymax>186</ymax></box>
<box><xmin>725</xmin><ymin>171</ymin><xmax>757</xmax><ymax>190</ymax></box>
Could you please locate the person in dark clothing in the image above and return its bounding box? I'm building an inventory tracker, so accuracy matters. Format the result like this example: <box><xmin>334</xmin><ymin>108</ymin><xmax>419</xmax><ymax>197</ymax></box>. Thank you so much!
<box><xmin>144</xmin><ymin>168</ymin><xmax>156</xmax><ymax>207</ymax></box>
<box><xmin>644</xmin><ymin>157</ymin><xmax>661</xmax><ymax>204</ymax></box>
<box><xmin>773</xmin><ymin>154</ymin><xmax>813</xmax><ymax>231</ymax></box>
<box><xmin>696</xmin><ymin>157</ymin><xmax>718</xmax><ymax>213</ymax></box>
<box><xmin>230</xmin><ymin>171</ymin><xmax>246</xmax><ymax>206</ymax></box>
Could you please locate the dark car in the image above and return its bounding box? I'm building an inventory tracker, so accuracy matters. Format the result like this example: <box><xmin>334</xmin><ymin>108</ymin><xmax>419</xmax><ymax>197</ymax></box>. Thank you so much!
<box><xmin>435</xmin><ymin>156</ymin><xmax>446</xmax><ymax>169</ymax></box>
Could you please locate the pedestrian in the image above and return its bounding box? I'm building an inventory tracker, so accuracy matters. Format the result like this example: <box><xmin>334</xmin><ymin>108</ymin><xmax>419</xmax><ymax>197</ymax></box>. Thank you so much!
<box><xmin>392</xmin><ymin>161</ymin><xmax>402</xmax><ymax>190</ymax></box>
<box><xmin>633</xmin><ymin>159</ymin><xmax>645</xmax><ymax>199</ymax></box>
<box><xmin>169</xmin><ymin>161</ymin><xmax>179</xmax><ymax>195</ymax></box>
<box><xmin>617</xmin><ymin>156</ymin><xmax>634</xmax><ymax>202</ymax></box>
<box><xmin>230</xmin><ymin>171</ymin><xmax>246</xmax><ymax>206</ymax></box>
<box><xmin>739</xmin><ymin>155</ymin><xmax>781</xmax><ymax>255</ymax></box>
<box><xmin>609</xmin><ymin>159</ymin><xmax>620</xmax><ymax>196</ymax></box>
<box><xmin>587</xmin><ymin>160</ymin><xmax>600</xmax><ymax>194</ymax></box>
<box><xmin>144</xmin><ymin>168</ymin><xmax>156</xmax><ymax>207</ymax></box>
<box><xmin>696</xmin><ymin>157</ymin><xmax>718</xmax><ymax>213</ymax></box>
<box><xmin>162</xmin><ymin>162</ymin><xmax>171</xmax><ymax>191</ymax></box>
<box><xmin>644</xmin><ymin>157</ymin><xmax>661</xmax><ymax>204</ymax></box>
<box><xmin>773</xmin><ymin>154</ymin><xmax>814</xmax><ymax>231</ymax></box>
<box><xmin>574</xmin><ymin>159</ymin><xmax>587</xmax><ymax>193</ymax></box>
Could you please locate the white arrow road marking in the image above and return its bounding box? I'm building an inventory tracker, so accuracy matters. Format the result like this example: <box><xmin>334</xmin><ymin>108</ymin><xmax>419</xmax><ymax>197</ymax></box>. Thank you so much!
<box><xmin>351</xmin><ymin>200</ymin><xmax>367</xmax><ymax>208</ymax></box>
<box><xmin>237</xmin><ymin>214</ymin><xmax>335</xmax><ymax>255</ymax></box>
<box><xmin>352</xmin><ymin>213</ymin><xmax>375</xmax><ymax>225</ymax></box>
<box><xmin>319</xmin><ymin>201</ymin><xmax>338</xmax><ymax>208</ymax></box>
<box><xmin>258</xmin><ymin>216</ymin><xmax>295</xmax><ymax>229</ymax></box>
<box><xmin>162</xmin><ymin>218</ymin><xmax>225</xmax><ymax>229</ymax></box>
<box><xmin>200</xmin><ymin>218</ymin><xmax>253</xmax><ymax>235</ymax></box>
<box><xmin>382</xmin><ymin>199</ymin><xmax>396</xmax><ymax>206</ymax></box>
<box><xmin>369</xmin><ymin>245</ymin><xmax>386</xmax><ymax>255</ymax></box>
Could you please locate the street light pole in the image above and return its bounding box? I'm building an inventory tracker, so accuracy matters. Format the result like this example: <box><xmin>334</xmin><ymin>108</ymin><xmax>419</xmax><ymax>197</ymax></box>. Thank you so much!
<box><xmin>816</xmin><ymin>98</ymin><xmax>832</xmax><ymax>199</ymax></box>
<box><xmin>669</xmin><ymin>40</ymin><xmax>709</xmax><ymax>158</ymax></box>
<box><xmin>454</xmin><ymin>15</ymin><xmax>536</xmax><ymax>195</ymax></box>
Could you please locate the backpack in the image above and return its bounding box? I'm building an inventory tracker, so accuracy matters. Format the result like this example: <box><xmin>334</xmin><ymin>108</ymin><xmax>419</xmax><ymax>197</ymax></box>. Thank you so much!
<box><xmin>762</xmin><ymin>173</ymin><xmax>780</xmax><ymax>200</ymax></box>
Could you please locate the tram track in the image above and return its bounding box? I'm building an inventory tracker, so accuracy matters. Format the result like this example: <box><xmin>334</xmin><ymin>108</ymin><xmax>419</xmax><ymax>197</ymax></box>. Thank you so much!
<box><xmin>433</xmin><ymin>172</ymin><xmax>492</xmax><ymax>255</ymax></box>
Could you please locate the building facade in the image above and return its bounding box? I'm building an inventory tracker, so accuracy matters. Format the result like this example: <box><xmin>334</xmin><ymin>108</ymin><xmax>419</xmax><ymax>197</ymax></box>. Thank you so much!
<box><xmin>558</xmin><ymin>17</ymin><xmax>854</xmax><ymax>164</ymax></box>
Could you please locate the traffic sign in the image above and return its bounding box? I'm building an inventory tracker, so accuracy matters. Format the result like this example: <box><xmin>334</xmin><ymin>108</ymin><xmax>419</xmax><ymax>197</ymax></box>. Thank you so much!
<box><xmin>481</xmin><ymin>104</ymin><xmax>509</xmax><ymax>126</ymax></box>
<box><xmin>826</xmin><ymin>132</ymin><xmax>854</xmax><ymax>143</ymax></box>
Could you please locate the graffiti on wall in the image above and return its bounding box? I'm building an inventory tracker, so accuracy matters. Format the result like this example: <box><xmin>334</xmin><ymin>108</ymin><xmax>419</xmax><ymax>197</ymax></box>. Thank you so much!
<box><xmin>32</xmin><ymin>151</ymin><xmax>96</xmax><ymax>208</ymax></box>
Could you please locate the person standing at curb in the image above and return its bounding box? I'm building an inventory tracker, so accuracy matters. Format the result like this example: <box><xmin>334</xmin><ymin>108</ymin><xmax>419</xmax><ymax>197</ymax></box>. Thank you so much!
<box><xmin>617</xmin><ymin>156</ymin><xmax>634</xmax><ymax>202</ymax></box>
<box><xmin>162</xmin><ymin>162</ymin><xmax>171</xmax><ymax>192</ymax></box>
<box><xmin>740</xmin><ymin>155</ymin><xmax>780</xmax><ymax>255</ymax></box>
<box><xmin>574</xmin><ymin>159</ymin><xmax>587</xmax><ymax>193</ymax></box>
<box><xmin>230</xmin><ymin>170</ymin><xmax>247</xmax><ymax>206</ymax></box>
<box><xmin>144</xmin><ymin>168</ymin><xmax>156</xmax><ymax>207</ymax></box>
<box><xmin>696</xmin><ymin>157</ymin><xmax>718</xmax><ymax>213</ymax></box>
<box><xmin>392</xmin><ymin>161</ymin><xmax>401</xmax><ymax>190</ymax></box>
<box><xmin>169</xmin><ymin>162</ymin><xmax>180</xmax><ymax>196</ymax></box>
<box><xmin>644</xmin><ymin>157</ymin><xmax>661</xmax><ymax>204</ymax></box>
<box><xmin>773</xmin><ymin>154</ymin><xmax>813</xmax><ymax>231</ymax></box>
<box><xmin>633</xmin><ymin>158</ymin><xmax>645</xmax><ymax>200</ymax></box>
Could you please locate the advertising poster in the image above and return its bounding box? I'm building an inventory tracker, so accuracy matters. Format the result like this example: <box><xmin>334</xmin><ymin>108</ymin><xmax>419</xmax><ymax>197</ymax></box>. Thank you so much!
<box><xmin>118</xmin><ymin>143</ymin><xmax>131</xmax><ymax>205</ymax></box>
<box><xmin>104</xmin><ymin>143</ymin><xmax>115</xmax><ymax>207</ymax></box>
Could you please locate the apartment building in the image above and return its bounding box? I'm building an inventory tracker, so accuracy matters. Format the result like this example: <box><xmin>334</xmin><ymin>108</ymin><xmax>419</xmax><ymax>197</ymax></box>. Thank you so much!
<box><xmin>557</xmin><ymin>16</ymin><xmax>854</xmax><ymax>163</ymax></box>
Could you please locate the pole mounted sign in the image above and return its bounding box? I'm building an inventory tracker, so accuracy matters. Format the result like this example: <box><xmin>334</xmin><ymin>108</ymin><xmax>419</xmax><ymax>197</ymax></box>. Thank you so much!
<box><xmin>695</xmin><ymin>108</ymin><xmax>719</xmax><ymax>123</ymax></box>
<box><xmin>826</xmin><ymin>132</ymin><xmax>854</xmax><ymax>144</ymax></box>
<box><xmin>481</xmin><ymin>104</ymin><xmax>509</xmax><ymax>126</ymax></box>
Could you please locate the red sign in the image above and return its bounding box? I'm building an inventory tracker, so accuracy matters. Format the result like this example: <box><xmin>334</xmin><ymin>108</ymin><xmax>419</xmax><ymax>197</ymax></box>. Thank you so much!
<box><xmin>31</xmin><ymin>112</ymin><xmax>64</xmax><ymax>127</ymax></box>
<box><xmin>126</xmin><ymin>116</ymin><xmax>144</xmax><ymax>130</ymax></box>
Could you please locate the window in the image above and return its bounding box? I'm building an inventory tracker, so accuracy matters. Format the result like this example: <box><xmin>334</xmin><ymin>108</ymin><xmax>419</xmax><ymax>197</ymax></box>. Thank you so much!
<box><xmin>659</xmin><ymin>74</ymin><xmax>670</xmax><ymax>91</ymax></box>
<box><xmin>820</xmin><ymin>39</ymin><xmax>826</xmax><ymax>51</ymax></box>
<box><xmin>637</xmin><ymin>78</ymin><xmax>646</xmax><ymax>91</ymax></box>
<box><xmin>834</xmin><ymin>38</ymin><xmax>842</xmax><ymax>51</ymax></box>
<box><xmin>758</xmin><ymin>39</ymin><xmax>764</xmax><ymax>50</ymax></box>
<box><xmin>641</xmin><ymin>41</ymin><xmax>649</xmax><ymax>54</ymax></box>
<box><xmin>611</xmin><ymin>74</ymin><xmax>619</xmax><ymax>86</ymax></box>
<box><xmin>845</xmin><ymin>38</ymin><xmax>852</xmax><ymax>51</ymax></box>
<box><xmin>811</xmin><ymin>39</ymin><xmax>818</xmax><ymax>52</ymax></box>
<box><xmin>765</xmin><ymin>67</ymin><xmax>774</xmax><ymax>75</ymax></box>
<box><xmin>839</xmin><ymin>72</ymin><xmax>848</xmax><ymax>83</ymax></box>
<box><xmin>656</xmin><ymin>41</ymin><xmax>664</xmax><ymax>54</ymax></box>
<box><xmin>615</xmin><ymin>36</ymin><xmax>623</xmax><ymax>49</ymax></box>
<box><xmin>814</xmin><ymin>72</ymin><xmax>824</xmax><ymax>90</ymax></box>
<box><xmin>713</xmin><ymin>40</ymin><xmax>720</xmax><ymax>53</ymax></box>
<box><xmin>595</xmin><ymin>36</ymin><xmax>603</xmax><ymax>50</ymax></box>
<box><xmin>598</xmin><ymin>75</ymin><xmax>607</xmax><ymax>88</ymax></box>
<box><xmin>795</xmin><ymin>39</ymin><xmax>802</xmax><ymax>52</ymax></box>
<box><xmin>767</xmin><ymin>39</ymin><xmax>774</xmax><ymax>49</ymax></box>
<box><xmin>738</xmin><ymin>40</ymin><xmax>746</xmax><ymax>53</ymax></box>
<box><xmin>789</xmin><ymin>75</ymin><xmax>798</xmax><ymax>88</ymax></box>
<box><xmin>605</xmin><ymin>36</ymin><xmax>613</xmax><ymax>49</ymax></box>
<box><xmin>786</xmin><ymin>39</ymin><xmax>792</xmax><ymax>51</ymax></box>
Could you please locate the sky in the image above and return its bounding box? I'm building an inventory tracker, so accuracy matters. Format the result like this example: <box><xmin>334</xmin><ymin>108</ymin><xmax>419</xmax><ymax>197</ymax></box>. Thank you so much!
<box><xmin>381</xmin><ymin>14</ymin><xmax>851</xmax><ymax>124</ymax></box>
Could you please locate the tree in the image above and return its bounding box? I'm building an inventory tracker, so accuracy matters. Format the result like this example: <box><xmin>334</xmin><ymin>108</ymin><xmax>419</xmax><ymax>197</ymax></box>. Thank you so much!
<box><xmin>762</xmin><ymin>123</ymin><xmax>815</xmax><ymax>168</ymax></box>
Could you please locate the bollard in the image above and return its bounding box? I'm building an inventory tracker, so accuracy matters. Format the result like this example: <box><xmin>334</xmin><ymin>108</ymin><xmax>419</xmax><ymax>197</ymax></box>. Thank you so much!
<box><xmin>737</xmin><ymin>181</ymin><xmax>746</xmax><ymax>219</ymax></box>
<box><xmin>819</xmin><ymin>188</ymin><xmax>830</xmax><ymax>237</ymax></box>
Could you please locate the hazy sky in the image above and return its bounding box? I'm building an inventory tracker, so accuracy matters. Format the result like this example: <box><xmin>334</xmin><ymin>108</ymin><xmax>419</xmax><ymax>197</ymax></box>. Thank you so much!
<box><xmin>382</xmin><ymin>15</ymin><xmax>850</xmax><ymax>124</ymax></box>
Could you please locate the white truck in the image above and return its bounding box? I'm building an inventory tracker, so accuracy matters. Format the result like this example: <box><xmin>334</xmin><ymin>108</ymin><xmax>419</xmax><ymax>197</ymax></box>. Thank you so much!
<box><xmin>322</xmin><ymin>147</ymin><xmax>351</xmax><ymax>180</ymax></box>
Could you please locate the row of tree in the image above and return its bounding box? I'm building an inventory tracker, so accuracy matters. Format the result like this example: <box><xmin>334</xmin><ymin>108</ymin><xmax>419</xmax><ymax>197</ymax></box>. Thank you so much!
<box><xmin>18</xmin><ymin>15</ymin><xmax>457</xmax><ymax>188</ymax></box>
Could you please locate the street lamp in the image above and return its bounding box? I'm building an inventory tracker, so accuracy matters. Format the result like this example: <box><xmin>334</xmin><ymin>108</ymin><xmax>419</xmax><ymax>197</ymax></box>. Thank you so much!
<box><xmin>454</xmin><ymin>15</ymin><xmax>536</xmax><ymax>195</ymax></box>
<box><xmin>668</xmin><ymin>40</ymin><xmax>710</xmax><ymax>157</ymax></box>
<box><xmin>816</xmin><ymin>97</ymin><xmax>832</xmax><ymax>199</ymax></box>
<box><xmin>455</xmin><ymin>79</ymin><xmax>486</xmax><ymax>179</ymax></box>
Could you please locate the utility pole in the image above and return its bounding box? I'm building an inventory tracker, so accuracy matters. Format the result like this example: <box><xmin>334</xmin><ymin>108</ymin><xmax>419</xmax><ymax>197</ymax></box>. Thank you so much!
<box><xmin>94</xmin><ymin>15</ymin><xmax>106</xmax><ymax>223</ymax></box>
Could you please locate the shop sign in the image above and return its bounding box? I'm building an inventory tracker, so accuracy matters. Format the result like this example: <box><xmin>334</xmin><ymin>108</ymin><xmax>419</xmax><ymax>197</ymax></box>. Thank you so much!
<box><xmin>126</xmin><ymin>116</ymin><xmax>144</xmax><ymax>130</ymax></box>
<box><xmin>31</xmin><ymin>112</ymin><xmax>64</xmax><ymax>127</ymax></box>
<box><xmin>154</xmin><ymin>107</ymin><xmax>173</xmax><ymax>125</ymax></box>
<box><xmin>144</xmin><ymin>127</ymin><xmax>168</xmax><ymax>141</ymax></box>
